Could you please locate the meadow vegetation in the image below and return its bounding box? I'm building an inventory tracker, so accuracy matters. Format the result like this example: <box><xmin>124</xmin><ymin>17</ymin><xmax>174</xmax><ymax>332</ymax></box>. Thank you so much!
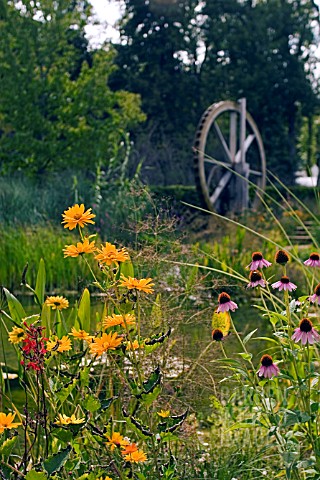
<box><xmin>0</xmin><ymin>180</ymin><xmax>320</xmax><ymax>479</ymax></box>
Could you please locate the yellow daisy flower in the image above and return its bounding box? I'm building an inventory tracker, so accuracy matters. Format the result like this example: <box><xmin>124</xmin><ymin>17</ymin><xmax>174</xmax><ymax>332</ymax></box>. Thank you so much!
<box><xmin>8</xmin><ymin>326</ymin><xmax>26</xmax><ymax>344</ymax></box>
<box><xmin>126</xmin><ymin>340</ymin><xmax>144</xmax><ymax>351</ymax></box>
<box><xmin>157</xmin><ymin>409</ymin><xmax>170</xmax><ymax>418</ymax></box>
<box><xmin>45</xmin><ymin>296</ymin><xmax>69</xmax><ymax>311</ymax></box>
<box><xmin>95</xmin><ymin>242</ymin><xmax>129</xmax><ymax>266</ymax></box>
<box><xmin>0</xmin><ymin>412</ymin><xmax>22</xmax><ymax>434</ymax></box>
<box><xmin>61</xmin><ymin>204</ymin><xmax>95</xmax><ymax>230</ymax></box>
<box><xmin>63</xmin><ymin>238</ymin><xmax>96</xmax><ymax>258</ymax></box>
<box><xmin>123</xmin><ymin>449</ymin><xmax>147</xmax><ymax>463</ymax></box>
<box><xmin>89</xmin><ymin>332</ymin><xmax>123</xmax><ymax>356</ymax></box>
<box><xmin>46</xmin><ymin>335</ymin><xmax>72</xmax><ymax>353</ymax></box>
<box><xmin>69</xmin><ymin>327</ymin><xmax>93</xmax><ymax>342</ymax></box>
<box><xmin>105</xmin><ymin>431</ymin><xmax>130</xmax><ymax>451</ymax></box>
<box><xmin>54</xmin><ymin>413</ymin><xmax>85</xmax><ymax>425</ymax></box>
<box><xmin>103</xmin><ymin>313</ymin><xmax>136</xmax><ymax>329</ymax></box>
<box><xmin>119</xmin><ymin>275</ymin><xmax>154</xmax><ymax>294</ymax></box>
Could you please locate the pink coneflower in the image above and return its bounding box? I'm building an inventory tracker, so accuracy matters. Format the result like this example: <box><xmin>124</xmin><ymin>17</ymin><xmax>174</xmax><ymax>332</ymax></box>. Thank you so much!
<box><xmin>212</xmin><ymin>329</ymin><xmax>224</xmax><ymax>342</ymax></box>
<box><xmin>304</xmin><ymin>252</ymin><xmax>320</xmax><ymax>268</ymax></box>
<box><xmin>217</xmin><ymin>292</ymin><xmax>238</xmax><ymax>313</ymax></box>
<box><xmin>291</xmin><ymin>318</ymin><xmax>320</xmax><ymax>345</ymax></box>
<box><xmin>247</xmin><ymin>251</ymin><xmax>272</xmax><ymax>271</ymax></box>
<box><xmin>258</xmin><ymin>354</ymin><xmax>279</xmax><ymax>379</ymax></box>
<box><xmin>309</xmin><ymin>283</ymin><xmax>320</xmax><ymax>305</ymax></box>
<box><xmin>247</xmin><ymin>270</ymin><xmax>267</xmax><ymax>289</ymax></box>
<box><xmin>271</xmin><ymin>276</ymin><xmax>297</xmax><ymax>292</ymax></box>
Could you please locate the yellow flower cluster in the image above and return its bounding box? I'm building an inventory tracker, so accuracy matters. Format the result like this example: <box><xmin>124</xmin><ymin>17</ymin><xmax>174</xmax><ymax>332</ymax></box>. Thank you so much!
<box><xmin>0</xmin><ymin>412</ymin><xmax>21</xmax><ymax>434</ymax></box>
<box><xmin>46</xmin><ymin>336</ymin><xmax>71</xmax><ymax>353</ymax></box>
<box><xmin>103</xmin><ymin>313</ymin><xmax>136</xmax><ymax>329</ymax></box>
<box><xmin>89</xmin><ymin>332</ymin><xmax>123</xmax><ymax>357</ymax></box>
<box><xmin>105</xmin><ymin>432</ymin><xmax>147</xmax><ymax>463</ymax></box>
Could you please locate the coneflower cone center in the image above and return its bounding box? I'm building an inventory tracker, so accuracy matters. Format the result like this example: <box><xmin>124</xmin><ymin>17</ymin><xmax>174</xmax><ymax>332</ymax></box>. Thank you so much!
<box><xmin>252</xmin><ymin>252</ymin><xmax>263</xmax><ymax>261</ymax></box>
<box><xmin>250</xmin><ymin>271</ymin><xmax>262</xmax><ymax>282</ymax></box>
<box><xmin>212</xmin><ymin>329</ymin><xmax>223</xmax><ymax>341</ymax></box>
<box><xmin>275</xmin><ymin>250</ymin><xmax>289</xmax><ymax>264</ymax></box>
<box><xmin>310</xmin><ymin>252</ymin><xmax>320</xmax><ymax>261</ymax></box>
<box><xmin>315</xmin><ymin>284</ymin><xmax>320</xmax><ymax>296</ymax></box>
<box><xmin>218</xmin><ymin>292</ymin><xmax>231</xmax><ymax>304</ymax></box>
<box><xmin>261</xmin><ymin>354</ymin><xmax>273</xmax><ymax>367</ymax></box>
<box><xmin>299</xmin><ymin>318</ymin><xmax>312</xmax><ymax>332</ymax></box>
<box><xmin>280</xmin><ymin>276</ymin><xmax>290</xmax><ymax>284</ymax></box>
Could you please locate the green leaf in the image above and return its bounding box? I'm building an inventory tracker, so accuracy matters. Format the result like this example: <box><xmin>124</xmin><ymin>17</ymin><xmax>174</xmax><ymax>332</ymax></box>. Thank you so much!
<box><xmin>78</xmin><ymin>288</ymin><xmax>90</xmax><ymax>333</ymax></box>
<box><xmin>120</xmin><ymin>259</ymin><xmax>134</xmax><ymax>278</ymax></box>
<box><xmin>52</xmin><ymin>428</ymin><xmax>73</xmax><ymax>443</ymax></box>
<box><xmin>158</xmin><ymin>409</ymin><xmax>188</xmax><ymax>433</ymax></box>
<box><xmin>227</xmin><ymin>422</ymin><xmax>259</xmax><ymax>431</ymax></box>
<box><xmin>140</xmin><ymin>366</ymin><xmax>161</xmax><ymax>395</ymax></box>
<box><xmin>55</xmin><ymin>379</ymin><xmax>77</xmax><ymax>404</ymax></box>
<box><xmin>140</xmin><ymin>385</ymin><xmax>161</xmax><ymax>407</ymax></box>
<box><xmin>243</xmin><ymin>329</ymin><xmax>258</xmax><ymax>345</ymax></box>
<box><xmin>122</xmin><ymin>408</ymin><xmax>153</xmax><ymax>439</ymax></box>
<box><xmin>84</xmin><ymin>395</ymin><xmax>101</xmax><ymax>413</ymax></box>
<box><xmin>43</xmin><ymin>446</ymin><xmax>72</xmax><ymax>475</ymax></box>
<box><xmin>101</xmin><ymin>397</ymin><xmax>116</xmax><ymax>410</ymax></box>
<box><xmin>3</xmin><ymin>288</ymin><xmax>26</xmax><ymax>323</ymax></box>
<box><xmin>253</xmin><ymin>337</ymin><xmax>279</xmax><ymax>344</ymax></box>
<box><xmin>41</xmin><ymin>303</ymin><xmax>51</xmax><ymax>336</ymax></box>
<box><xmin>0</xmin><ymin>436</ymin><xmax>18</xmax><ymax>456</ymax></box>
<box><xmin>237</xmin><ymin>352</ymin><xmax>252</xmax><ymax>362</ymax></box>
<box><xmin>26</xmin><ymin>470</ymin><xmax>47</xmax><ymax>480</ymax></box>
<box><xmin>150</xmin><ymin>293</ymin><xmax>162</xmax><ymax>328</ymax></box>
<box><xmin>35</xmin><ymin>258</ymin><xmax>46</xmax><ymax>305</ymax></box>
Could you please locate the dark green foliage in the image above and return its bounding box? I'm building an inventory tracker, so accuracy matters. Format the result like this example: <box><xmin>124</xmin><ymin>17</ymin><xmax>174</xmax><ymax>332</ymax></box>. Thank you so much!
<box><xmin>0</xmin><ymin>0</ymin><xmax>145</xmax><ymax>175</ymax></box>
<box><xmin>112</xmin><ymin>0</ymin><xmax>319</xmax><ymax>185</ymax></box>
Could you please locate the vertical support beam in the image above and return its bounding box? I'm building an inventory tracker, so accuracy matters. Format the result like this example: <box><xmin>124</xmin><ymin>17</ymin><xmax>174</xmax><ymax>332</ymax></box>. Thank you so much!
<box><xmin>239</xmin><ymin>97</ymin><xmax>246</xmax><ymax>166</ymax></box>
<box><xmin>233</xmin><ymin>98</ymin><xmax>249</xmax><ymax>213</ymax></box>
<box><xmin>229</xmin><ymin>112</ymin><xmax>237</xmax><ymax>163</ymax></box>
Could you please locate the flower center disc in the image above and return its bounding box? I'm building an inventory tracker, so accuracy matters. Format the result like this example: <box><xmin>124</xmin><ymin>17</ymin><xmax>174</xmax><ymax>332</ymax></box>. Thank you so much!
<box><xmin>299</xmin><ymin>318</ymin><xmax>312</xmax><ymax>332</ymax></box>
<box><xmin>310</xmin><ymin>253</ymin><xmax>320</xmax><ymax>261</ymax></box>
<box><xmin>252</xmin><ymin>252</ymin><xmax>263</xmax><ymax>261</ymax></box>
<box><xmin>261</xmin><ymin>354</ymin><xmax>273</xmax><ymax>367</ymax></box>
<box><xmin>218</xmin><ymin>292</ymin><xmax>230</xmax><ymax>304</ymax></box>
<box><xmin>280</xmin><ymin>276</ymin><xmax>290</xmax><ymax>284</ymax></box>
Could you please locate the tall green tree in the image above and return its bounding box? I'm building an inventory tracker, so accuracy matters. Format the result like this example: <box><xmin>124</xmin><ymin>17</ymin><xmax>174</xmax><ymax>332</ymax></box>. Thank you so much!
<box><xmin>111</xmin><ymin>0</ymin><xmax>202</xmax><ymax>184</ymax></box>
<box><xmin>0</xmin><ymin>0</ymin><xmax>145</xmax><ymax>175</ymax></box>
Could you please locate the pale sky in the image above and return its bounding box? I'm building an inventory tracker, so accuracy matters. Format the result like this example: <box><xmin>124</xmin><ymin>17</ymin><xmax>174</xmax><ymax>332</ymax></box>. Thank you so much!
<box><xmin>85</xmin><ymin>0</ymin><xmax>122</xmax><ymax>47</ymax></box>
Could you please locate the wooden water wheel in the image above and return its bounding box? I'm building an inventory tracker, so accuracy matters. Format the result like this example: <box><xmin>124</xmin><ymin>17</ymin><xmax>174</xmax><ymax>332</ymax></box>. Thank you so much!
<box><xmin>194</xmin><ymin>99</ymin><xmax>266</xmax><ymax>214</ymax></box>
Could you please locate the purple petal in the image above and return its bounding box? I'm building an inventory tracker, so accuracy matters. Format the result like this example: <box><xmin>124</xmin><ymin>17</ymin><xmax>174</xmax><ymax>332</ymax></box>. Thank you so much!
<box><xmin>261</xmin><ymin>259</ymin><xmax>272</xmax><ymax>268</ymax></box>
<box><xmin>301</xmin><ymin>332</ymin><xmax>308</xmax><ymax>345</ymax></box>
<box><xmin>258</xmin><ymin>366</ymin><xmax>266</xmax><ymax>377</ymax></box>
<box><xmin>307</xmin><ymin>332</ymin><xmax>315</xmax><ymax>344</ymax></box>
<box><xmin>292</xmin><ymin>329</ymin><xmax>302</xmax><ymax>342</ymax></box>
<box><xmin>312</xmin><ymin>328</ymin><xmax>320</xmax><ymax>342</ymax></box>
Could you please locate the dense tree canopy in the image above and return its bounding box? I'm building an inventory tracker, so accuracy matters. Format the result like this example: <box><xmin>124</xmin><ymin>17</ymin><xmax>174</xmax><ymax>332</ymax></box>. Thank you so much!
<box><xmin>112</xmin><ymin>0</ymin><xmax>319</xmax><ymax>185</ymax></box>
<box><xmin>0</xmin><ymin>0</ymin><xmax>145</xmax><ymax>175</ymax></box>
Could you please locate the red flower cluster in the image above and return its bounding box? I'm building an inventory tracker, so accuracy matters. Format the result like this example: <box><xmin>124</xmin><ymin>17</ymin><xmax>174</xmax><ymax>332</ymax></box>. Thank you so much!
<box><xmin>21</xmin><ymin>323</ymin><xmax>47</xmax><ymax>372</ymax></box>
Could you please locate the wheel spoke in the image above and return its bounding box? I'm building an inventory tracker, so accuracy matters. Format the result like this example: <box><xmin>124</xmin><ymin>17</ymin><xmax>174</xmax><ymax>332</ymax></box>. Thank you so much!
<box><xmin>235</xmin><ymin>134</ymin><xmax>255</xmax><ymax>163</ymax></box>
<box><xmin>209</xmin><ymin>171</ymin><xmax>233</xmax><ymax>204</ymax></box>
<box><xmin>213</xmin><ymin>121</ymin><xmax>233</xmax><ymax>163</ymax></box>
<box><xmin>204</xmin><ymin>156</ymin><xmax>229</xmax><ymax>167</ymax></box>
<box><xmin>249</xmin><ymin>169</ymin><xmax>263</xmax><ymax>176</ymax></box>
